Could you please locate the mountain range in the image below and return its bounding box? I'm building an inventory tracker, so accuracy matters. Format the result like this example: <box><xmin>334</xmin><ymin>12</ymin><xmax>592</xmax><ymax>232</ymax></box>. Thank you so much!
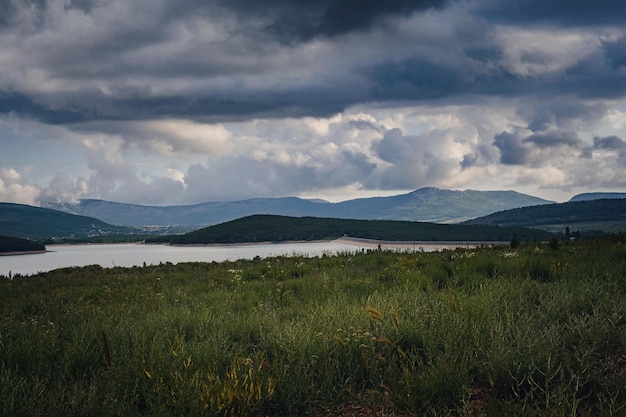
<box><xmin>2</xmin><ymin>188</ymin><xmax>625</xmax><ymax>241</ymax></box>
<box><xmin>42</xmin><ymin>187</ymin><xmax>553</xmax><ymax>227</ymax></box>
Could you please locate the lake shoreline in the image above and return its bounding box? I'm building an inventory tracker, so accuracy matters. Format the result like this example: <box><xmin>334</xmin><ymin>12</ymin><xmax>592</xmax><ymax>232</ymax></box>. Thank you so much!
<box><xmin>335</xmin><ymin>236</ymin><xmax>508</xmax><ymax>250</ymax></box>
<box><xmin>159</xmin><ymin>237</ymin><xmax>508</xmax><ymax>249</ymax></box>
<box><xmin>1</xmin><ymin>239</ymin><xmax>509</xmax><ymax>276</ymax></box>
<box><xmin>164</xmin><ymin>239</ymin><xmax>336</xmax><ymax>247</ymax></box>
<box><xmin>0</xmin><ymin>250</ymin><xmax>47</xmax><ymax>256</ymax></box>
<box><xmin>0</xmin><ymin>241</ymin><xmax>358</xmax><ymax>276</ymax></box>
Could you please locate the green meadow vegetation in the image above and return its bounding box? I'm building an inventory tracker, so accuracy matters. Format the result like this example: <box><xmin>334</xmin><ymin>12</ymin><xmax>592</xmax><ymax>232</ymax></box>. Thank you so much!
<box><xmin>1</xmin><ymin>237</ymin><xmax>626</xmax><ymax>416</ymax></box>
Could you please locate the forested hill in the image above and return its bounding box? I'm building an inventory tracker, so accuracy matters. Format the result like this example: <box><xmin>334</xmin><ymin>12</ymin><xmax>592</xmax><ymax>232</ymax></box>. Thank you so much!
<box><xmin>147</xmin><ymin>214</ymin><xmax>552</xmax><ymax>244</ymax></box>
<box><xmin>569</xmin><ymin>192</ymin><xmax>626</xmax><ymax>202</ymax></box>
<box><xmin>462</xmin><ymin>198</ymin><xmax>626</xmax><ymax>232</ymax></box>
<box><xmin>0</xmin><ymin>202</ymin><xmax>137</xmax><ymax>240</ymax></box>
<box><xmin>0</xmin><ymin>235</ymin><xmax>45</xmax><ymax>254</ymax></box>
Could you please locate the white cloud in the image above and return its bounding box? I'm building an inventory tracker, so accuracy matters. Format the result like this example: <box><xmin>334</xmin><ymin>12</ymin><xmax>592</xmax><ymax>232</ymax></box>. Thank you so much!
<box><xmin>604</xmin><ymin>108</ymin><xmax>626</xmax><ymax>129</ymax></box>
<box><xmin>494</xmin><ymin>27</ymin><xmax>611</xmax><ymax>77</ymax></box>
<box><xmin>39</xmin><ymin>173</ymin><xmax>88</xmax><ymax>203</ymax></box>
<box><xmin>2</xmin><ymin>95</ymin><xmax>626</xmax><ymax>206</ymax></box>
<box><xmin>166</xmin><ymin>168</ymin><xmax>186</xmax><ymax>185</ymax></box>
<box><xmin>130</xmin><ymin>120</ymin><xmax>233</xmax><ymax>156</ymax></box>
<box><xmin>0</xmin><ymin>168</ymin><xmax>40</xmax><ymax>205</ymax></box>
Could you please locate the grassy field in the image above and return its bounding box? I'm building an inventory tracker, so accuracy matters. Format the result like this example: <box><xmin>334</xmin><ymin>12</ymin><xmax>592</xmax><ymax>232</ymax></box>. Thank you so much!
<box><xmin>1</xmin><ymin>237</ymin><xmax>626</xmax><ymax>416</ymax></box>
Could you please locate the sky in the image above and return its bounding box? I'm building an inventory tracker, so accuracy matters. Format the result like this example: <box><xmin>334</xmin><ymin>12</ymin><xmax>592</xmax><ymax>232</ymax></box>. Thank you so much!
<box><xmin>1</xmin><ymin>0</ymin><xmax>626</xmax><ymax>206</ymax></box>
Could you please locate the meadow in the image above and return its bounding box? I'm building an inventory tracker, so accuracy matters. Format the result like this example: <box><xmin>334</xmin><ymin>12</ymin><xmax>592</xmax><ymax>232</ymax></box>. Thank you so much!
<box><xmin>1</xmin><ymin>237</ymin><xmax>625</xmax><ymax>416</ymax></box>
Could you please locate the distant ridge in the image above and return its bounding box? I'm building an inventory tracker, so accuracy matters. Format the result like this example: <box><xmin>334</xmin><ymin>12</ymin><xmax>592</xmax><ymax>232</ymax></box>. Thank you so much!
<box><xmin>42</xmin><ymin>187</ymin><xmax>553</xmax><ymax>227</ymax></box>
<box><xmin>463</xmin><ymin>199</ymin><xmax>626</xmax><ymax>233</ymax></box>
<box><xmin>569</xmin><ymin>192</ymin><xmax>626</xmax><ymax>202</ymax></box>
<box><xmin>147</xmin><ymin>214</ymin><xmax>551</xmax><ymax>245</ymax></box>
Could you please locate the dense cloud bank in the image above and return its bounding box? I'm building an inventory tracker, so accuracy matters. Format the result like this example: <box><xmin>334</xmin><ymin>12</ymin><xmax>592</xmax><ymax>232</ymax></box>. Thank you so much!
<box><xmin>1</xmin><ymin>0</ymin><xmax>625</xmax><ymax>205</ymax></box>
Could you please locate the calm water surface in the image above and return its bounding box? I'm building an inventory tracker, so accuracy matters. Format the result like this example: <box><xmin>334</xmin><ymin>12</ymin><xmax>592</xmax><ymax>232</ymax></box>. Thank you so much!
<box><xmin>0</xmin><ymin>241</ymin><xmax>365</xmax><ymax>276</ymax></box>
<box><xmin>0</xmin><ymin>239</ymin><xmax>492</xmax><ymax>276</ymax></box>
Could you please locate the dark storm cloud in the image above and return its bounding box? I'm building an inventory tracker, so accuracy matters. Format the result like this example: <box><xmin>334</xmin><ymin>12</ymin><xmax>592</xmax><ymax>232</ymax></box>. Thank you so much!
<box><xmin>0</xmin><ymin>92</ymin><xmax>93</xmax><ymax>124</ymax></box>
<box><xmin>216</xmin><ymin>0</ymin><xmax>452</xmax><ymax>44</ymax></box>
<box><xmin>366</xmin><ymin>34</ymin><xmax>626</xmax><ymax>103</ymax></box>
<box><xmin>1</xmin><ymin>0</ymin><xmax>626</xmax><ymax>126</ymax></box>
<box><xmin>551</xmin><ymin>50</ymin><xmax>626</xmax><ymax>100</ymax></box>
<box><xmin>494</xmin><ymin>128</ymin><xmax>586</xmax><ymax>166</ymax></box>
<box><xmin>493</xmin><ymin>130</ymin><xmax>532</xmax><ymax>165</ymax></box>
<box><xmin>42</xmin><ymin>36</ymin><xmax>620</xmax><ymax>126</ymax></box>
<box><xmin>581</xmin><ymin>135</ymin><xmax>626</xmax><ymax>160</ymax></box>
<box><xmin>63</xmin><ymin>0</ymin><xmax>97</xmax><ymax>13</ymax></box>
<box><xmin>520</xmin><ymin>102</ymin><xmax>609</xmax><ymax>132</ymax></box>
<box><xmin>523</xmin><ymin>130</ymin><xmax>582</xmax><ymax>149</ymax></box>
<box><xmin>460</xmin><ymin>144</ymin><xmax>499</xmax><ymax>169</ymax></box>
<box><xmin>0</xmin><ymin>0</ymin><xmax>18</xmax><ymax>28</ymax></box>
<box><xmin>592</xmin><ymin>135</ymin><xmax>626</xmax><ymax>150</ymax></box>
<box><xmin>367</xmin><ymin>58</ymin><xmax>470</xmax><ymax>101</ymax></box>
<box><xmin>2</xmin><ymin>74</ymin><xmax>403</xmax><ymax>124</ymax></box>
<box><xmin>477</xmin><ymin>0</ymin><xmax>626</xmax><ymax>26</ymax></box>
<box><xmin>605</xmin><ymin>35</ymin><xmax>626</xmax><ymax>70</ymax></box>
<box><xmin>7</xmin><ymin>0</ymin><xmax>452</xmax><ymax>41</ymax></box>
<box><xmin>341</xmin><ymin>150</ymin><xmax>377</xmax><ymax>173</ymax></box>
<box><xmin>370</xmin><ymin>128</ymin><xmax>405</xmax><ymax>163</ymax></box>
<box><xmin>346</xmin><ymin>119</ymin><xmax>384</xmax><ymax>133</ymax></box>
<box><xmin>0</xmin><ymin>85</ymin><xmax>357</xmax><ymax>124</ymax></box>
<box><xmin>0</xmin><ymin>0</ymin><xmax>46</xmax><ymax>29</ymax></box>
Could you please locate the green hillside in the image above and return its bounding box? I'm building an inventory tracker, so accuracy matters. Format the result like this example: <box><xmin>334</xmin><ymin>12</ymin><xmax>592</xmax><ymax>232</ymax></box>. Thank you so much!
<box><xmin>569</xmin><ymin>192</ymin><xmax>626</xmax><ymax>202</ymax></box>
<box><xmin>0</xmin><ymin>235</ymin><xmax>45</xmax><ymax>253</ymax></box>
<box><xmin>0</xmin><ymin>202</ymin><xmax>138</xmax><ymax>240</ymax></box>
<box><xmin>462</xmin><ymin>198</ymin><xmax>626</xmax><ymax>233</ymax></box>
<box><xmin>147</xmin><ymin>214</ymin><xmax>552</xmax><ymax>244</ymax></box>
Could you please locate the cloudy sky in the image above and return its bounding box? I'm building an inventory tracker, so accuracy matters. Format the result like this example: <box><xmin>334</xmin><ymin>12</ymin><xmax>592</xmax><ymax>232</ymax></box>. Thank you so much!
<box><xmin>1</xmin><ymin>0</ymin><xmax>626</xmax><ymax>206</ymax></box>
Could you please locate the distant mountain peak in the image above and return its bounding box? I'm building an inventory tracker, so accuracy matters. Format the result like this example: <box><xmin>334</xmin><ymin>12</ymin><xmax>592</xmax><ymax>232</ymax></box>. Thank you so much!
<box><xmin>408</xmin><ymin>186</ymin><xmax>444</xmax><ymax>195</ymax></box>
<box><xmin>410</xmin><ymin>186</ymin><xmax>441</xmax><ymax>192</ymax></box>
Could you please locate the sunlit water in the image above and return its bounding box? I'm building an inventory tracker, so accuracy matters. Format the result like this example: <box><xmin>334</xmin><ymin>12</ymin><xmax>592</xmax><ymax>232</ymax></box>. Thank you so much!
<box><xmin>0</xmin><ymin>240</ymin><xmax>492</xmax><ymax>276</ymax></box>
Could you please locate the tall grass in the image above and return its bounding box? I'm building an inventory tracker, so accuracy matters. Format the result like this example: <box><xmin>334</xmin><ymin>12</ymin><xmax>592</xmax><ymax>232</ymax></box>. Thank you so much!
<box><xmin>1</xmin><ymin>238</ymin><xmax>625</xmax><ymax>416</ymax></box>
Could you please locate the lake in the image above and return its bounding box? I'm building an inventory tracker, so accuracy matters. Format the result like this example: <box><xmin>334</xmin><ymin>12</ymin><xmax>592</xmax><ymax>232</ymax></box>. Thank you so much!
<box><xmin>0</xmin><ymin>239</ymin><xmax>494</xmax><ymax>276</ymax></box>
